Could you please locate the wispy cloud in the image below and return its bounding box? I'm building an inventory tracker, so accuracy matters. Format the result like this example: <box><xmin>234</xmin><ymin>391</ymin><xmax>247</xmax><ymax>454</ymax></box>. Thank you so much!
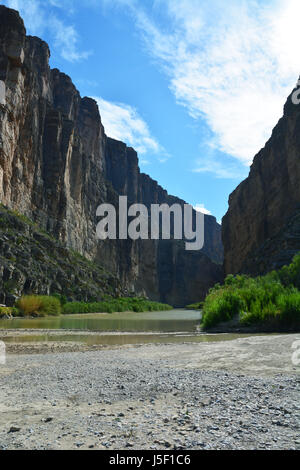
<box><xmin>103</xmin><ymin>0</ymin><xmax>300</xmax><ymax>169</ymax></box>
<box><xmin>74</xmin><ymin>78</ymin><xmax>99</xmax><ymax>88</ymax></box>
<box><xmin>192</xmin><ymin>155</ymin><xmax>248</xmax><ymax>180</ymax></box>
<box><xmin>5</xmin><ymin>0</ymin><xmax>91</xmax><ymax>62</ymax></box>
<box><xmin>94</xmin><ymin>97</ymin><xmax>168</xmax><ymax>161</ymax></box>
<box><xmin>49</xmin><ymin>16</ymin><xmax>92</xmax><ymax>62</ymax></box>
<box><xmin>6</xmin><ymin>0</ymin><xmax>47</xmax><ymax>32</ymax></box>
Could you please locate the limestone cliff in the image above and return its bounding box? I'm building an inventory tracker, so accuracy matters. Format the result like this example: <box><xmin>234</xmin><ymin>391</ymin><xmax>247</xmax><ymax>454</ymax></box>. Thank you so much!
<box><xmin>0</xmin><ymin>6</ymin><xmax>223</xmax><ymax>306</ymax></box>
<box><xmin>223</xmin><ymin>87</ymin><xmax>300</xmax><ymax>276</ymax></box>
<box><xmin>0</xmin><ymin>204</ymin><xmax>124</xmax><ymax>306</ymax></box>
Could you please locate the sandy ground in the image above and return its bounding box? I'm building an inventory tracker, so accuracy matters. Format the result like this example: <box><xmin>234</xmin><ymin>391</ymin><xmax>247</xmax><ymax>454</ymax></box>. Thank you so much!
<box><xmin>0</xmin><ymin>334</ymin><xmax>299</xmax><ymax>450</ymax></box>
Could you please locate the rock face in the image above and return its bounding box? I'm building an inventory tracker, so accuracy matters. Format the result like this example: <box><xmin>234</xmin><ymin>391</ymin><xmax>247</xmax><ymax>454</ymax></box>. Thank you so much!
<box><xmin>223</xmin><ymin>88</ymin><xmax>300</xmax><ymax>276</ymax></box>
<box><xmin>0</xmin><ymin>205</ymin><xmax>124</xmax><ymax>306</ymax></box>
<box><xmin>0</xmin><ymin>6</ymin><xmax>223</xmax><ymax>306</ymax></box>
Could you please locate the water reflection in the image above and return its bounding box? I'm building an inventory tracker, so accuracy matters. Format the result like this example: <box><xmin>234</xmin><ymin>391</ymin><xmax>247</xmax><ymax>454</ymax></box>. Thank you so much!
<box><xmin>2</xmin><ymin>332</ymin><xmax>254</xmax><ymax>346</ymax></box>
<box><xmin>0</xmin><ymin>310</ymin><xmax>259</xmax><ymax>347</ymax></box>
<box><xmin>0</xmin><ymin>310</ymin><xmax>202</xmax><ymax>333</ymax></box>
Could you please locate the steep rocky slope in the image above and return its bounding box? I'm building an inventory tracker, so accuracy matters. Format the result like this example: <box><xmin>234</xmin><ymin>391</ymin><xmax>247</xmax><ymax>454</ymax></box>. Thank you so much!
<box><xmin>0</xmin><ymin>204</ymin><xmax>124</xmax><ymax>306</ymax></box>
<box><xmin>223</xmin><ymin>88</ymin><xmax>300</xmax><ymax>275</ymax></box>
<box><xmin>0</xmin><ymin>6</ymin><xmax>223</xmax><ymax>306</ymax></box>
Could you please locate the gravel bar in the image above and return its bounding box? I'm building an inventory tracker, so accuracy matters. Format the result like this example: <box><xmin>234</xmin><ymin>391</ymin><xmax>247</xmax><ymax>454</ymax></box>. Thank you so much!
<box><xmin>0</xmin><ymin>334</ymin><xmax>299</xmax><ymax>450</ymax></box>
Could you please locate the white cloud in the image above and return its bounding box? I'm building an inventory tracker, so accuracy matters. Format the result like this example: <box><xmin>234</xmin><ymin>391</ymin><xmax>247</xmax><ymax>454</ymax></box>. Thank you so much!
<box><xmin>5</xmin><ymin>0</ymin><xmax>91</xmax><ymax>62</ymax></box>
<box><xmin>106</xmin><ymin>0</ymin><xmax>300</xmax><ymax>168</ymax></box>
<box><xmin>49</xmin><ymin>16</ymin><xmax>92</xmax><ymax>62</ymax></box>
<box><xmin>192</xmin><ymin>154</ymin><xmax>248</xmax><ymax>180</ymax></box>
<box><xmin>75</xmin><ymin>78</ymin><xmax>98</xmax><ymax>88</ymax></box>
<box><xmin>7</xmin><ymin>0</ymin><xmax>47</xmax><ymax>32</ymax></box>
<box><xmin>139</xmin><ymin>159</ymin><xmax>150</xmax><ymax>166</ymax></box>
<box><xmin>94</xmin><ymin>97</ymin><xmax>167</xmax><ymax>159</ymax></box>
<box><xmin>193</xmin><ymin>204</ymin><xmax>211</xmax><ymax>215</ymax></box>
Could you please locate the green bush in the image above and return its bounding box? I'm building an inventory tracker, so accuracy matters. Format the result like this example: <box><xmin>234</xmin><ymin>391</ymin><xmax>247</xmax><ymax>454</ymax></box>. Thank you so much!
<box><xmin>40</xmin><ymin>296</ymin><xmax>62</xmax><ymax>316</ymax></box>
<box><xmin>277</xmin><ymin>291</ymin><xmax>300</xmax><ymax>326</ymax></box>
<box><xmin>199</xmin><ymin>252</ymin><xmax>300</xmax><ymax>330</ymax></box>
<box><xmin>62</xmin><ymin>298</ymin><xmax>173</xmax><ymax>315</ymax></box>
<box><xmin>16</xmin><ymin>295</ymin><xmax>61</xmax><ymax>317</ymax></box>
<box><xmin>186</xmin><ymin>302</ymin><xmax>204</xmax><ymax>310</ymax></box>
<box><xmin>52</xmin><ymin>293</ymin><xmax>67</xmax><ymax>306</ymax></box>
<box><xmin>0</xmin><ymin>306</ymin><xmax>19</xmax><ymax>317</ymax></box>
<box><xmin>201</xmin><ymin>290</ymin><xmax>245</xmax><ymax>329</ymax></box>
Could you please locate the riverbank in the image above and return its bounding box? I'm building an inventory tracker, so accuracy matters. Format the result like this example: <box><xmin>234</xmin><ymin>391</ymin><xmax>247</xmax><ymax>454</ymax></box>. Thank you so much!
<box><xmin>0</xmin><ymin>334</ymin><xmax>299</xmax><ymax>450</ymax></box>
<box><xmin>0</xmin><ymin>328</ymin><xmax>262</xmax><ymax>354</ymax></box>
<box><xmin>201</xmin><ymin>314</ymin><xmax>300</xmax><ymax>334</ymax></box>
<box><xmin>2</xmin><ymin>295</ymin><xmax>173</xmax><ymax>318</ymax></box>
<box><xmin>197</xmin><ymin>253</ymin><xmax>300</xmax><ymax>331</ymax></box>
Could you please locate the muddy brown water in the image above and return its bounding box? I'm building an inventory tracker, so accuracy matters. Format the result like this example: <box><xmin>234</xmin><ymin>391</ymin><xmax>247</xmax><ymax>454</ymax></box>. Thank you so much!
<box><xmin>0</xmin><ymin>310</ymin><xmax>263</xmax><ymax>347</ymax></box>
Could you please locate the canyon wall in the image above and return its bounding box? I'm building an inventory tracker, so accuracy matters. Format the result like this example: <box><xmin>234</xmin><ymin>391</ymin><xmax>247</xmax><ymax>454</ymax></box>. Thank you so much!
<box><xmin>223</xmin><ymin>88</ymin><xmax>300</xmax><ymax>276</ymax></box>
<box><xmin>0</xmin><ymin>6</ymin><xmax>223</xmax><ymax>306</ymax></box>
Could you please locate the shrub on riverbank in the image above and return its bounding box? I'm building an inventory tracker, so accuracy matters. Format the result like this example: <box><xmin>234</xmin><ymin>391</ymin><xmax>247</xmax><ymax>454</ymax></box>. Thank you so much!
<box><xmin>2</xmin><ymin>295</ymin><xmax>172</xmax><ymax>317</ymax></box>
<box><xmin>0</xmin><ymin>306</ymin><xmax>19</xmax><ymax>318</ymax></box>
<box><xmin>185</xmin><ymin>302</ymin><xmax>204</xmax><ymax>310</ymax></box>
<box><xmin>16</xmin><ymin>295</ymin><xmax>61</xmax><ymax>317</ymax></box>
<box><xmin>62</xmin><ymin>297</ymin><xmax>173</xmax><ymax>314</ymax></box>
<box><xmin>199</xmin><ymin>253</ymin><xmax>300</xmax><ymax>330</ymax></box>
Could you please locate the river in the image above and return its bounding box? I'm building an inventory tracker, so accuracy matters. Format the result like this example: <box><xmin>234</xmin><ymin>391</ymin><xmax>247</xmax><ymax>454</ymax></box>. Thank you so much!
<box><xmin>0</xmin><ymin>309</ymin><xmax>257</xmax><ymax>347</ymax></box>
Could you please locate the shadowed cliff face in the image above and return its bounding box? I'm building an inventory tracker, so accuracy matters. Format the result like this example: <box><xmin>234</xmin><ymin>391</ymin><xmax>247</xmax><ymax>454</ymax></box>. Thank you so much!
<box><xmin>222</xmin><ymin>88</ymin><xmax>300</xmax><ymax>276</ymax></box>
<box><xmin>0</xmin><ymin>6</ymin><xmax>223</xmax><ymax>306</ymax></box>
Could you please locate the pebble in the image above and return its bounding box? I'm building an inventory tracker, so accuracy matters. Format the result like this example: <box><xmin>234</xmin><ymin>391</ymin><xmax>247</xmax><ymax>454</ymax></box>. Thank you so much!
<box><xmin>8</xmin><ymin>427</ymin><xmax>21</xmax><ymax>433</ymax></box>
<box><xmin>43</xmin><ymin>417</ymin><xmax>53</xmax><ymax>423</ymax></box>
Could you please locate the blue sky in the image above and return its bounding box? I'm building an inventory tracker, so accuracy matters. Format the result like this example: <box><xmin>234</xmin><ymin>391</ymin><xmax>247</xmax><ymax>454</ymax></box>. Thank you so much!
<box><xmin>2</xmin><ymin>0</ymin><xmax>300</xmax><ymax>223</ymax></box>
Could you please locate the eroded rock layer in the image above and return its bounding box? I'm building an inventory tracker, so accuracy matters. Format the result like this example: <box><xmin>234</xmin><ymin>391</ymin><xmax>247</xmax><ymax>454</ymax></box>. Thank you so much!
<box><xmin>0</xmin><ymin>6</ymin><xmax>223</xmax><ymax>306</ymax></box>
<box><xmin>223</xmin><ymin>88</ymin><xmax>300</xmax><ymax>276</ymax></box>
